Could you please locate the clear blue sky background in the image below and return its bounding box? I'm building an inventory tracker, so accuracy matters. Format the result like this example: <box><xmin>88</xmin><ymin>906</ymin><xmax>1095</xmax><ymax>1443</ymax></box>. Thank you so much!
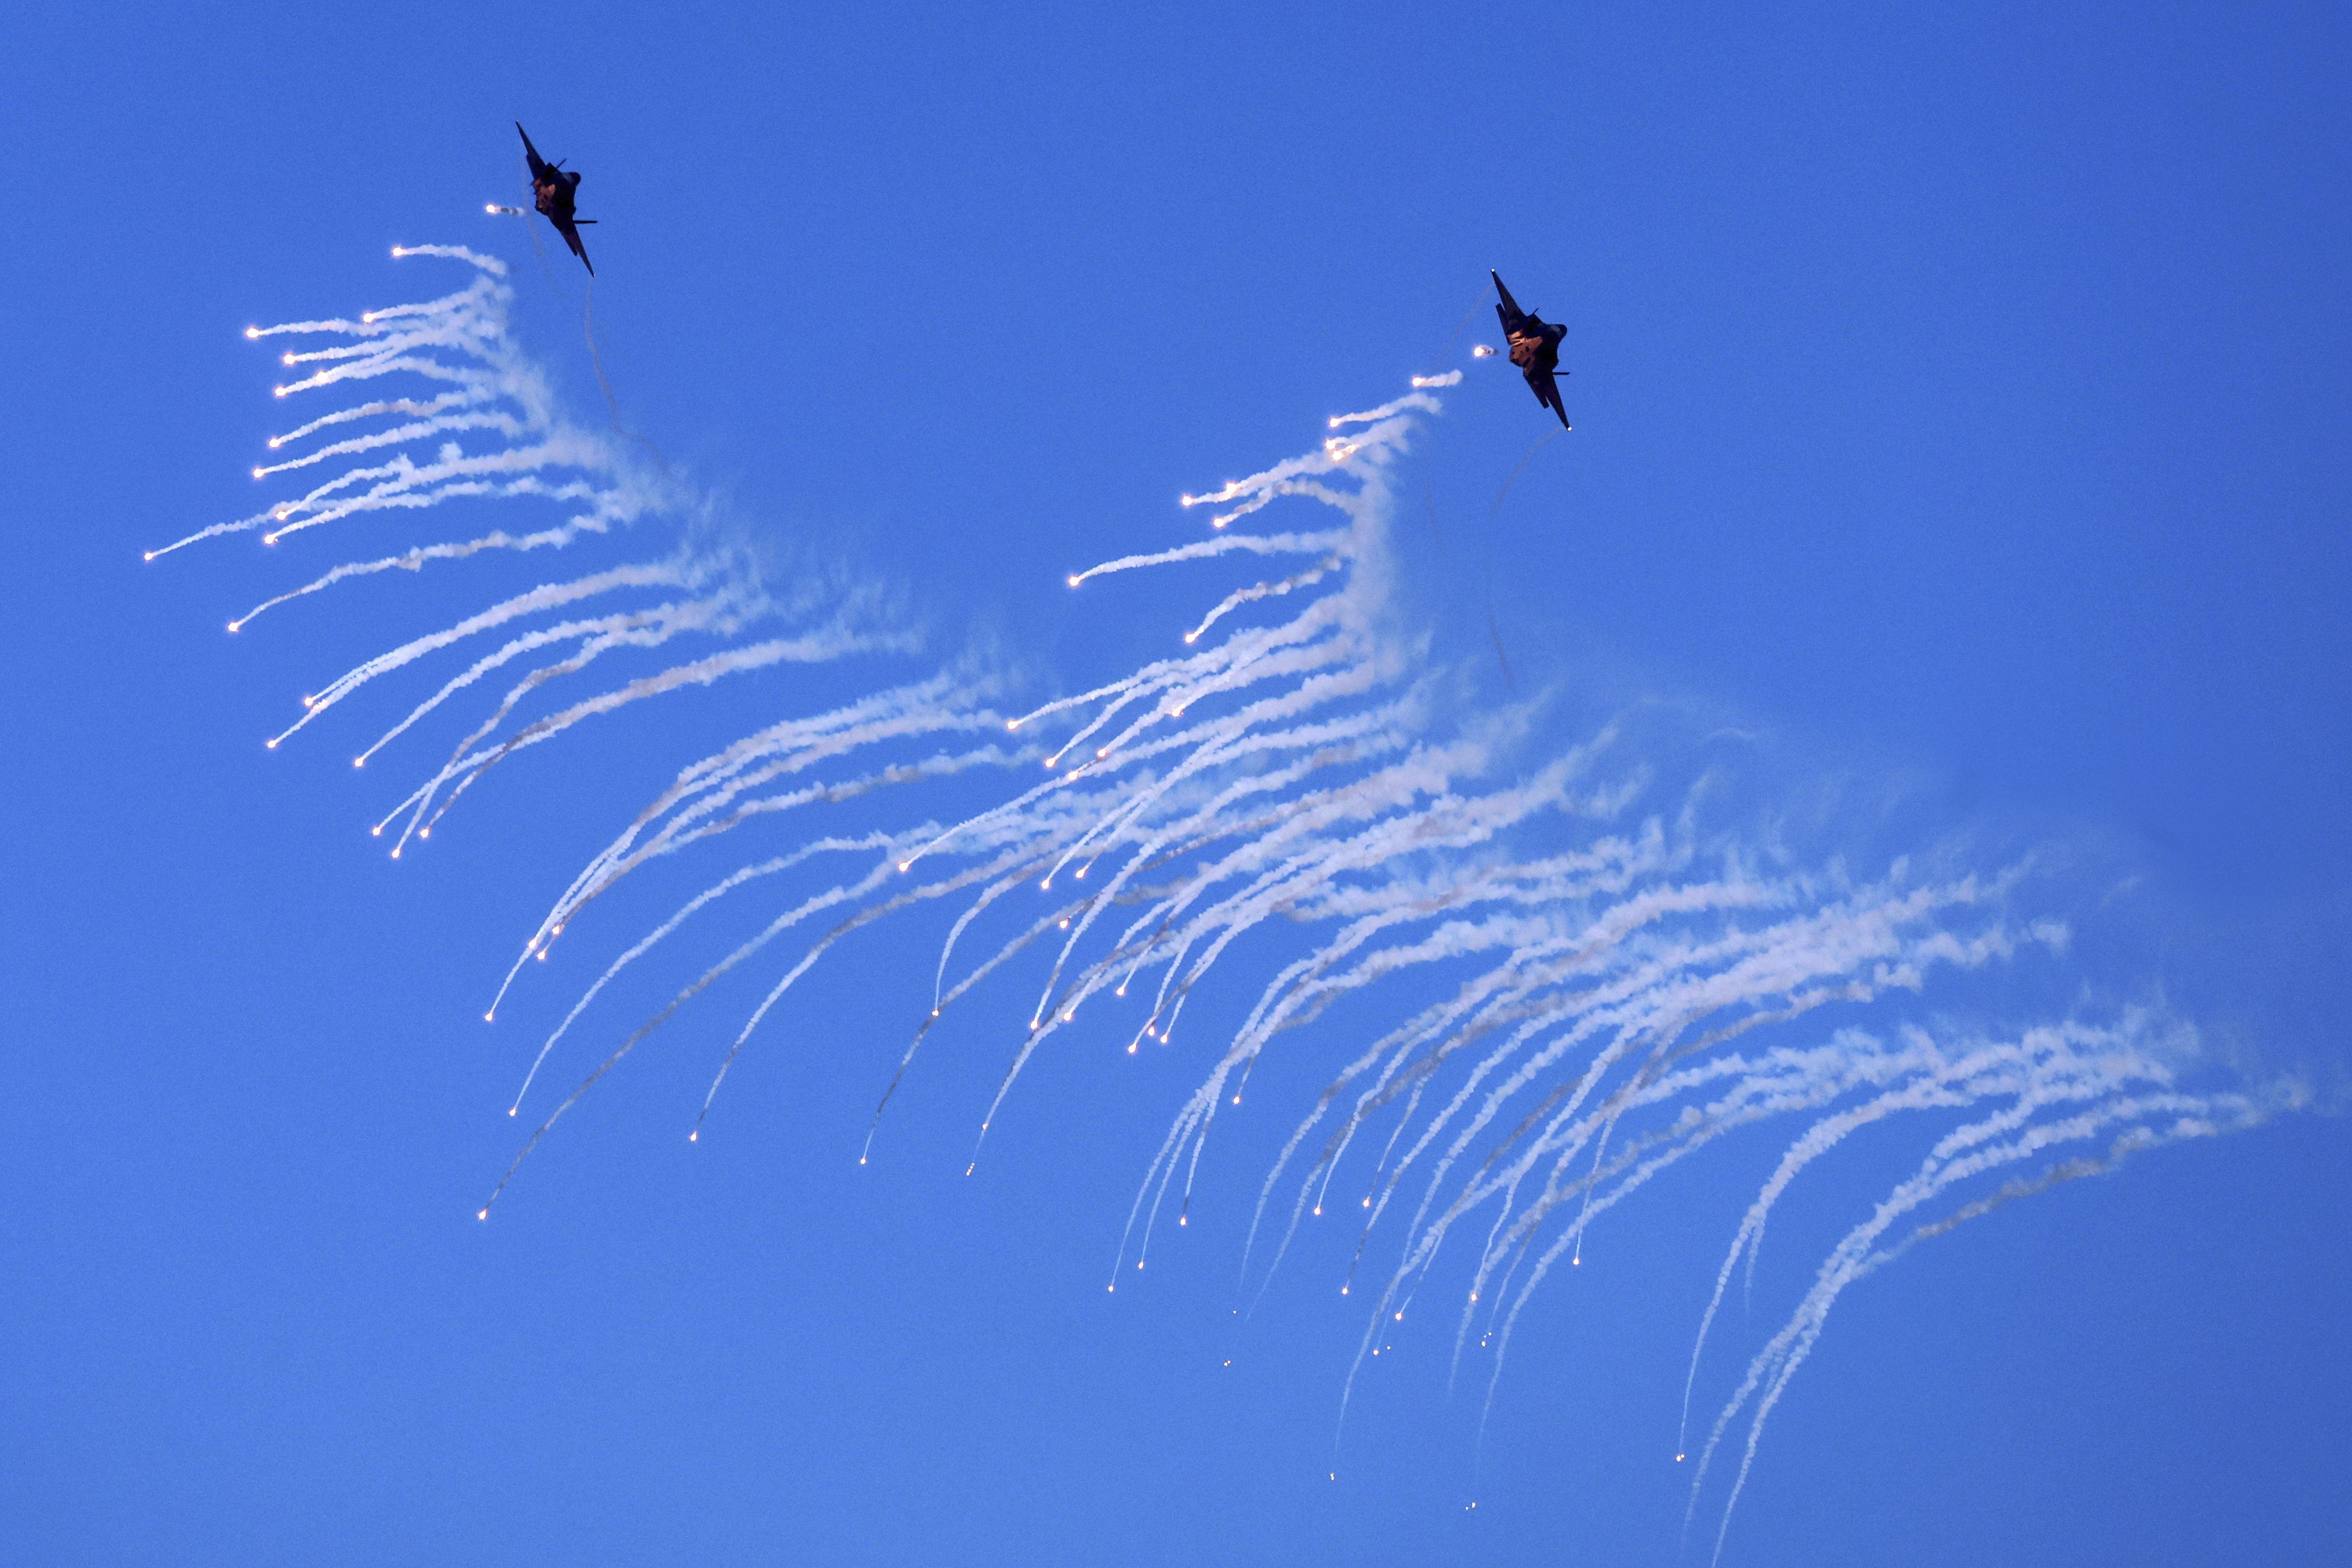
<box><xmin>5</xmin><ymin>2</ymin><xmax>2350</xmax><ymax>1563</ymax></box>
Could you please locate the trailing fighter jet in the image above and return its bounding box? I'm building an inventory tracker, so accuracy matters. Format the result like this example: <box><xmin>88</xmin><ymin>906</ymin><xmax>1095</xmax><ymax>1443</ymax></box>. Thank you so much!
<box><xmin>516</xmin><ymin>122</ymin><xmax>594</xmax><ymax>274</ymax></box>
<box><xmin>1490</xmin><ymin>270</ymin><xmax>1568</xmax><ymax>428</ymax></box>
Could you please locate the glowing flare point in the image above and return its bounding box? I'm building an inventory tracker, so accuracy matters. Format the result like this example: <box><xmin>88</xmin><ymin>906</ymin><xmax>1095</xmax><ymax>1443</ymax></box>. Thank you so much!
<box><xmin>243</xmin><ymin>327</ymin><xmax>260</xmax><ymax>339</ymax></box>
<box><xmin>477</xmin><ymin>1209</ymin><xmax>488</xmax><ymax>1220</ymax></box>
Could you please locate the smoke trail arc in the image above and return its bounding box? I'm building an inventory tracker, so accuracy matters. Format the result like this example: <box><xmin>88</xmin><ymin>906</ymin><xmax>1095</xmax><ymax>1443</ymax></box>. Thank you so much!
<box><xmin>156</xmin><ymin>247</ymin><xmax>922</xmax><ymax>866</ymax></box>
<box><xmin>172</xmin><ymin>247</ymin><xmax>2298</xmax><ymax>1560</ymax></box>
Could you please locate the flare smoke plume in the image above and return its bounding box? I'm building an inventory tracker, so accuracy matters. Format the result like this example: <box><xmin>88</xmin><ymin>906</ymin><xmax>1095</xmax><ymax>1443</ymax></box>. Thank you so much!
<box><xmin>161</xmin><ymin>247</ymin><xmax>2294</xmax><ymax>1559</ymax></box>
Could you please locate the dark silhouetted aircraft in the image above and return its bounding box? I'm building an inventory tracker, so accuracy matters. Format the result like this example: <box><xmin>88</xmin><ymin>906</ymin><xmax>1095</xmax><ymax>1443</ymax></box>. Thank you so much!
<box><xmin>516</xmin><ymin>123</ymin><xmax>594</xmax><ymax>274</ymax></box>
<box><xmin>1491</xmin><ymin>270</ymin><xmax>1567</xmax><ymax>428</ymax></box>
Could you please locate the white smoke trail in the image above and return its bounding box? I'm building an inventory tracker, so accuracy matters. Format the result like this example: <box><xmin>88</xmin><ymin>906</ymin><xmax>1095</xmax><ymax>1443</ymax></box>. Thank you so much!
<box><xmin>159</xmin><ymin>247</ymin><xmax>919</xmax><ymax>869</ymax></box>
<box><xmin>181</xmin><ymin>249</ymin><xmax>2290</xmax><ymax>1560</ymax></box>
<box><xmin>450</xmin><ymin>355</ymin><xmax>2284</xmax><ymax>1549</ymax></box>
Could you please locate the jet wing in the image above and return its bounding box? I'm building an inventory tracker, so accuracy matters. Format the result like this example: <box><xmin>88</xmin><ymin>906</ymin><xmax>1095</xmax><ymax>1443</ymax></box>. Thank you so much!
<box><xmin>516</xmin><ymin>121</ymin><xmax>552</xmax><ymax>181</ymax></box>
<box><xmin>1523</xmin><ymin>364</ymin><xmax>1570</xmax><ymax>429</ymax></box>
<box><xmin>1491</xmin><ymin>269</ymin><xmax>1530</xmax><ymax>337</ymax></box>
<box><xmin>551</xmin><ymin>216</ymin><xmax>594</xmax><ymax>275</ymax></box>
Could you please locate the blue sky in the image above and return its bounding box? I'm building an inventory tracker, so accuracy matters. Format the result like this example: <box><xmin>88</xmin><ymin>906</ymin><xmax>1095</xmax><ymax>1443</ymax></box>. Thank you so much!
<box><xmin>5</xmin><ymin>3</ymin><xmax>2350</xmax><ymax>1564</ymax></box>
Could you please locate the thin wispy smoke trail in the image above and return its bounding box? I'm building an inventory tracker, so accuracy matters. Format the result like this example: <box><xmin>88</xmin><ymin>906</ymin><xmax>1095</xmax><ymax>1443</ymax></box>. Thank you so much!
<box><xmin>181</xmin><ymin>248</ymin><xmax>2292</xmax><ymax>1560</ymax></box>
<box><xmin>156</xmin><ymin>248</ymin><xmax>914</xmax><ymax>862</ymax></box>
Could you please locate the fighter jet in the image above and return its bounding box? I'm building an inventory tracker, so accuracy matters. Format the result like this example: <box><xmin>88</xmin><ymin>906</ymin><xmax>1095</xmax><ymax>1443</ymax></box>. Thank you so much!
<box><xmin>516</xmin><ymin>122</ymin><xmax>594</xmax><ymax>274</ymax></box>
<box><xmin>1490</xmin><ymin>270</ymin><xmax>1568</xmax><ymax>428</ymax></box>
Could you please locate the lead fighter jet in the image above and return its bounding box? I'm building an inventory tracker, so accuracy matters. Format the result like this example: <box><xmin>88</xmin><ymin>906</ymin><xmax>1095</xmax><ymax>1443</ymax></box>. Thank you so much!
<box><xmin>516</xmin><ymin>122</ymin><xmax>594</xmax><ymax>274</ymax></box>
<box><xmin>1490</xmin><ymin>270</ymin><xmax>1569</xmax><ymax>428</ymax></box>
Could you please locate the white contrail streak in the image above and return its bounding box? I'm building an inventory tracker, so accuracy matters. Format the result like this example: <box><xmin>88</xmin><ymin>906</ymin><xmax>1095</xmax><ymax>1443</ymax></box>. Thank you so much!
<box><xmin>183</xmin><ymin>249</ymin><xmax>2289</xmax><ymax>1559</ymax></box>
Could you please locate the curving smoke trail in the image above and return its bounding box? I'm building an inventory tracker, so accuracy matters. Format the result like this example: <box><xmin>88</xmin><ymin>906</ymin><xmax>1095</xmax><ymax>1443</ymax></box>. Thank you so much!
<box><xmin>169</xmin><ymin>247</ymin><xmax>2299</xmax><ymax>1559</ymax></box>
<box><xmin>154</xmin><ymin>246</ymin><xmax>922</xmax><ymax>864</ymax></box>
